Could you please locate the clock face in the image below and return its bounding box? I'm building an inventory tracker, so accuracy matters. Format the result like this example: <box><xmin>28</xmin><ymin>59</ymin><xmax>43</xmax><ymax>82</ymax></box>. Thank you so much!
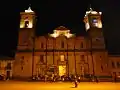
<box><xmin>92</xmin><ymin>18</ymin><xmax>98</xmax><ymax>23</ymax></box>
<box><xmin>92</xmin><ymin>18</ymin><xmax>98</xmax><ymax>27</ymax></box>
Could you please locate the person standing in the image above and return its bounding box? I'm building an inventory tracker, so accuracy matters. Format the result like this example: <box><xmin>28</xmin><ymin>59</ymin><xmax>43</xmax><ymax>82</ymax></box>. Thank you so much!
<box><xmin>78</xmin><ymin>76</ymin><xmax>81</xmax><ymax>83</ymax></box>
<box><xmin>45</xmin><ymin>74</ymin><xmax>48</xmax><ymax>82</ymax></box>
<box><xmin>52</xmin><ymin>74</ymin><xmax>54</xmax><ymax>82</ymax></box>
<box><xmin>74</xmin><ymin>76</ymin><xmax>78</xmax><ymax>88</ymax></box>
<box><xmin>114</xmin><ymin>74</ymin><xmax>117</xmax><ymax>82</ymax></box>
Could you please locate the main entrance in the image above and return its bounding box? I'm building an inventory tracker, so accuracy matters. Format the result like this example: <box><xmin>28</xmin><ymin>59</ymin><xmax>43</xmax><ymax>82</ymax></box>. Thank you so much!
<box><xmin>58</xmin><ymin>65</ymin><xmax>66</xmax><ymax>76</ymax></box>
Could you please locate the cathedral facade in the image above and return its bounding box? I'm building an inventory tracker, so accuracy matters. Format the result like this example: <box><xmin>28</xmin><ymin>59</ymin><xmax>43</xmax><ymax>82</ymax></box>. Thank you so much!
<box><xmin>9</xmin><ymin>7</ymin><xmax>120</xmax><ymax>80</ymax></box>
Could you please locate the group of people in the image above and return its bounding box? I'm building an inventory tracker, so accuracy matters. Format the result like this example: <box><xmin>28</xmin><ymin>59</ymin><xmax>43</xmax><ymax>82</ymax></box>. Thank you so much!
<box><xmin>32</xmin><ymin>74</ymin><xmax>82</xmax><ymax>82</ymax></box>
<box><xmin>0</xmin><ymin>74</ymin><xmax>10</xmax><ymax>81</ymax></box>
<box><xmin>33</xmin><ymin>74</ymin><xmax>79</xmax><ymax>87</ymax></box>
<box><xmin>32</xmin><ymin>74</ymin><xmax>119</xmax><ymax>88</ymax></box>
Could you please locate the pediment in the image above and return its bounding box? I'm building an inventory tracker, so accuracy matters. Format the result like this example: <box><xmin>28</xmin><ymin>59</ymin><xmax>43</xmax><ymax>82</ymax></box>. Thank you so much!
<box><xmin>49</xmin><ymin>26</ymin><xmax>75</xmax><ymax>38</ymax></box>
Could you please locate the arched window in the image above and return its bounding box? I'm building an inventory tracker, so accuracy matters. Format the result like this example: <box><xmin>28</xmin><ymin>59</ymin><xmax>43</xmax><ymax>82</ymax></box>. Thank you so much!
<box><xmin>24</xmin><ymin>17</ymin><xmax>29</xmax><ymax>28</ymax></box>
<box><xmin>40</xmin><ymin>55</ymin><xmax>44</xmax><ymax>63</ymax></box>
<box><xmin>60</xmin><ymin>55</ymin><xmax>65</xmax><ymax>61</ymax></box>
<box><xmin>24</xmin><ymin>21</ymin><xmax>29</xmax><ymax>28</ymax></box>
<box><xmin>61</xmin><ymin>41</ymin><xmax>64</xmax><ymax>48</ymax></box>
<box><xmin>41</xmin><ymin>43</ymin><xmax>44</xmax><ymax>48</ymax></box>
<box><xmin>117</xmin><ymin>62</ymin><xmax>120</xmax><ymax>68</ymax></box>
<box><xmin>112</xmin><ymin>62</ymin><xmax>115</xmax><ymax>68</ymax></box>
<box><xmin>101</xmin><ymin>65</ymin><xmax>103</xmax><ymax>71</ymax></box>
<box><xmin>80</xmin><ymin>42</ymin><xmax>83</xmax><ymax>48</ymax></box>
<box><xmin>81</xmin><ymin>55</ymin><xmax>84</xmax><ymax>60</ymax></box>
<box><xmin>7</xmin><ymin>63</ymin><xmax>11</xmax><ymax>70</ymax></box>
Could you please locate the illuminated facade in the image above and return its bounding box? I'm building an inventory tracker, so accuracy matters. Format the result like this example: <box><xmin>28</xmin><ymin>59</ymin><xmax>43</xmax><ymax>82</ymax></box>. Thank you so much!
<box><xmin>0</xmin><ymin>56</ymin><xmax>13</xmax><ymax>79</ymax></box>
<box><xmin>10</xmin><ymin>7</ymin><xmax>120</xmax><ymax>80</ymax></box>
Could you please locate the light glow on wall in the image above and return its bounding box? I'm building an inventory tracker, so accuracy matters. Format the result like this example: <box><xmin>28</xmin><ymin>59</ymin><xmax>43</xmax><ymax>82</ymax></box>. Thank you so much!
<box><xmin>59</xmin><ymin>66</ymin><xmax>66</xmax><ymax>76</ymax></box>
<box><xmin>20</xmin><ymin>21</ymin><xmax>33</xmax><ymax>28</ymax></box>
<box><xmin>84</xmin><ymin>7</ymin><xmax>102</xmax><ymax>30</ymax></box>
<box><xmin>85</xmin><ymin>10</ymin><xmax>102</xmax><ymax>16</ymax></box>
<box><xmin>20</xmin><ymin>7</ymin><xmax>35</xmax><ymax>28</ymax></box>
<box><xmin>60</xmin><ymin>55</ymin><xmax>65</xmax><ymax>61</ymax></box>
<box><xmin>85</xmin><ymin>22</ymin><xmax>90</xmax><ymax>30</ymax></box>
<box><xmin>49</xmin><ymin>26</ymin><xmax>75</xmax><ymax>38</ymax></box>
<box><xmin>98</xmin><ymin>22</ymin><xmax>102</xmax><ymax>28</ymax></box>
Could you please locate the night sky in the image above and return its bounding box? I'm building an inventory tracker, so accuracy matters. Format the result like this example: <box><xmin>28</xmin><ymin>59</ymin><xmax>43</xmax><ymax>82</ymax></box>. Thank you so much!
<box><xmin>0</xmin><ymin>0</ymin><xmax>120</xmax><ymax>57</ymax></box>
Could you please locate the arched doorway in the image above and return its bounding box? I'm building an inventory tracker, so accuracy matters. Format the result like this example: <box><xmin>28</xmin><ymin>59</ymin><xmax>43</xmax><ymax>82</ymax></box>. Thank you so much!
<box><xmin>58</xmin><ymin>65</ymin><xmax>66</xmax><ymax>76</ymax></box>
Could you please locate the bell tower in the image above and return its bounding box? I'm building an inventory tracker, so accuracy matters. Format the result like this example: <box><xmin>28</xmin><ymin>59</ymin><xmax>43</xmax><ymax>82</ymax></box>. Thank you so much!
<box><xmin>84</xmin><ymin>7</ymin><xmax>105</xmax><ymax>49</ymax></box>
<box><xmin>83</xmin><ymin>7</ymin><xmax>110</xmax><ymax>77</ymax></box>
<box><xmin>17</xmin><ymin>6</ymin><xmax>36</xmax><ymax>50</ymax></box>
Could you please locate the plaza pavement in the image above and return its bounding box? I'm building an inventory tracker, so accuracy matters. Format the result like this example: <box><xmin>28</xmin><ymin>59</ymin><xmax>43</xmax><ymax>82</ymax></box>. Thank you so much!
<box><xmin>0</xmin><ymin>81</ymin><xmax>119</xmax><ymax>90</ymax></box>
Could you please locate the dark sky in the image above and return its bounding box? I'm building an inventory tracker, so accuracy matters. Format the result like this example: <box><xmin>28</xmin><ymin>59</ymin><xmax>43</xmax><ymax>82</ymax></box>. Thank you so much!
<box><xmin>0</xmin><ymin>0</ymin><xmax>120</xmax><ymax>57</ymax></box>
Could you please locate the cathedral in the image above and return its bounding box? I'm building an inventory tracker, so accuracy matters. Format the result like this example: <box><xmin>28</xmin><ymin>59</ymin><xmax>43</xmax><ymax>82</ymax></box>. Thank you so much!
<box><xmin>0</xmin><ymin>7</ymin><xmax>120</xmax><ymax>80</ymax></box>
